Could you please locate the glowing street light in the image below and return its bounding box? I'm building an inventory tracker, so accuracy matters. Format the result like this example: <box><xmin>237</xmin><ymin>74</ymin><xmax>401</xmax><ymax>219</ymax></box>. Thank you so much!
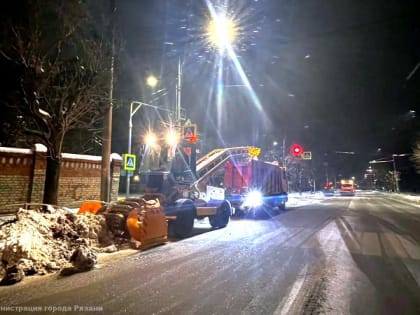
<box><xmin>144</xmin><ymin>132</ymin><xmax>157</xmax><ymax>146</ymax></box>
<box><xmin>146</xmin><ymin>75</ymin><xmax>158</xmax><ymax>88</ymax></box>
<box><xmin>206</xmin><ymin>15</ymin><xmax>237</xmax><ymax>51</ymax></box>
<box><xmin>165</xmin><ymin>130</ymin><xmax>179</xmax><ymax>146</ymax></box>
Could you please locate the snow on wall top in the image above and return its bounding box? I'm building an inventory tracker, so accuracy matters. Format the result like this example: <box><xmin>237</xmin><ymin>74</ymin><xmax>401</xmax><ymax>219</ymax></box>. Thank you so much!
<box><xmin>0</xmin><ymin>145</ymin><xmax>122</xmax><ymax>161</ymax></box>
<box><xmin>35</xmin><ymin>143</ymin><xmax>47</xmax><ymax>152</ymax></box>
<box><xmin>0</xmin><ymin>147</ymin><xmax>32</xmax><ymax>154</ymax></box>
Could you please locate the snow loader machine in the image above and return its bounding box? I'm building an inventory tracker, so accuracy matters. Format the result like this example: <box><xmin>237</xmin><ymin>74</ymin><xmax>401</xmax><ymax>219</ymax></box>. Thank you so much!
<box><xmin>130</xmin><ymin>135</ymin><xmax>257</xmax><ymax>239</ymax></box>
<box><xmin>78</xmin><ymin>129</ymin><xmax>256</xmax><ymax>246</ymax></box>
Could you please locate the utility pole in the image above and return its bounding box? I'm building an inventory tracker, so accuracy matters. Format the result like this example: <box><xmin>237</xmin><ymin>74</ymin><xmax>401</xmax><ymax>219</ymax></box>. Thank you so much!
<box><xmin>100</xmin><ymin>0</ymin><xmax>116</xmax><ymax>202</ymax></box>
<box><xmin>175</xmin><ymin>58</ymin><xmax>182</xmax><ymax>127</ymax></box>
<box><xmin>282</xmin><ymin>136</ymin><xmax>286</xmax><ymax>167</ymax></box>
<box><xmin>392</xmin><ymin>154</ymin><xmax>400</xmax><ymax>193</ymax></box>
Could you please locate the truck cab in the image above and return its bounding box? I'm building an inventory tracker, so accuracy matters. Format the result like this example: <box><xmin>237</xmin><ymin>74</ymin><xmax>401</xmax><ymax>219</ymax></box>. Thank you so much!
<box><xmin>339</xmin><ymin>179</ymin><xmax>355</xmax><ymax>196</ymax></box>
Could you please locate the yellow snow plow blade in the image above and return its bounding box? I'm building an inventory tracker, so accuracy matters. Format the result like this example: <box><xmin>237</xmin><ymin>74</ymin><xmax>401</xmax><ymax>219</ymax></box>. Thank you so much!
<box><xmin>126</xmin><ymin>200</ymin><xmax>167</xmax><ymax>248</ymax></box>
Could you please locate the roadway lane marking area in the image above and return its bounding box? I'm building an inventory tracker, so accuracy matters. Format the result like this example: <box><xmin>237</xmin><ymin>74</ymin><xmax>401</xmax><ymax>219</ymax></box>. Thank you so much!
<box><xmin>381</xmin><ymin>233</ymin><xmax>409</xmax><ymax>258</ymax></box>
<box><xmin>397</xmin><ymin>235</ymin><xmax>420</xmax><ymax>260</ymax></box>
<box><xmin>301</xmin><ymin>222</ymin><xmax>351</xmax><ymax>252</ymax></box>
<box><xmin>339</xmin><ymin>230</ymin><xmax>361</xmax><ymax>254</ymax></box>
<box><xmin>291</xmin><ymin>225</ymin><xmax>420</xmax><ymax>261</ymax></box>
<box><xmin>360</xmin><ymin>232</ymin><xmax>382</xmax><ymax>256</ymax></box>
<box><xmin>275</xmin><ymin>265</ymin><xmax>308</xmax><ymax>315</ymax></box>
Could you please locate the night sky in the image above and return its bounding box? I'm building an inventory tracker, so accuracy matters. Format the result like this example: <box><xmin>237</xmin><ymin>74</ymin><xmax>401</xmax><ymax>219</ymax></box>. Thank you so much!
<box><xmin>112</xmin><ymin>0</ymin><xmax>419</xmax><ymax>180</ymax></box>
<box><xmin>0</xmin><ymin>0</ymin><xmax>418</xmax><ymax>185</ymax></box>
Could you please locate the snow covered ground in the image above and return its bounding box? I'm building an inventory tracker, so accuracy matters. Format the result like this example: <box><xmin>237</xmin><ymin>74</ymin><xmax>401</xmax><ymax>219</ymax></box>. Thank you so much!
<box><xmin>119</xmin><ymin>190</ymin><xmax>420</xmax><ymax>210</ymax></box>
<box><xmin>382</xmin><ymin>191</ymin><xmax>420</xmax><ymax>206</ymax></box>
<box><xmin>286</xmin><ymin>191</ymin><xmax>326</xmax><ymax>208</ymax></box>
<box><xmin>286</xmin><ymin>190</ymin><xmax>420</xmax><ymax>208</ymax></box>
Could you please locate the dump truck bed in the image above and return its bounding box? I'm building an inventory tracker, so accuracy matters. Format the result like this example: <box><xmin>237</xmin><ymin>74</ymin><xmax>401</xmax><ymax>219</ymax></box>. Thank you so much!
<box><xmin>224</xmin><ymin>160</ymin><xmax>287</xmax><ymax>196</ymax></box>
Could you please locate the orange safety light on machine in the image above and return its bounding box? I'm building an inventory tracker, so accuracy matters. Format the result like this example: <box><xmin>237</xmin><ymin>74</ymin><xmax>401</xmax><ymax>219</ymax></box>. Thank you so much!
<box><xmin>291</xmin><ymin>144</ymin><xmax>303</xmax><ymax>157</ymax></box>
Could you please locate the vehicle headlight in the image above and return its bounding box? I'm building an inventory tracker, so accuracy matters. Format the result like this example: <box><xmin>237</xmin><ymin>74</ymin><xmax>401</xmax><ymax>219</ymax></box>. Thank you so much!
<box><xmin>243</xmin><ymin>190</ymin><xmax>263</xmax><ymax>208</ymax></box>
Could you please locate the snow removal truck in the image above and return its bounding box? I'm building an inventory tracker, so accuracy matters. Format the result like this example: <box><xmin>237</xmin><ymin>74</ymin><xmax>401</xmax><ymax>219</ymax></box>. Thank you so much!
<box><xmin>223</xmin><ymin>159</ymin><xmax>288</xmax><ymax>217</ymax></box>
<box><xmin>78</xmin><ymin>125</ymin><xmax>287</xmax><ymax>246</ymax></box>
<box><xmin>78</xmin><ymin>128</ymin><xmax>258</xmax><ymax>246</ymax></box>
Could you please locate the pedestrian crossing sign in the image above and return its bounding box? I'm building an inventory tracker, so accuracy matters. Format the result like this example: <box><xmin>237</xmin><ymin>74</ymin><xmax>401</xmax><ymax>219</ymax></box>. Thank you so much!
<box><xmin>182</xmin><ymin>124</ymin><xmax>197</xmax><ymax>140</ymax></box>
<box><xmin>124</xmin><ymin>154</ymin><xmax>136</xmax><ymax>171</ymax></box>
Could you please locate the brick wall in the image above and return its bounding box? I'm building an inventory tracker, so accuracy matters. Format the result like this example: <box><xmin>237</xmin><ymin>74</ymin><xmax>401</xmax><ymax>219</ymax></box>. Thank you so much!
<box><xmin>0</xmin><ymin>145</ymin><xmax>122</xmax><ymax>211</ymax></box>
<box><xmin>0</xmin><ymin>148</ymin><xmax>33</xmax><ymax>207</ymax></box>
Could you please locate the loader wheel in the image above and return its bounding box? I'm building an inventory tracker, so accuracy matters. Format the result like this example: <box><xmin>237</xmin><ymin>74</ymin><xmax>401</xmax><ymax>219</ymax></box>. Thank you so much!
<box><xmin>104</xmin><ymin>212</ymin><xmax>127</xmax><ymax>237</ymax></box>
<box><xmin>173</xmin><ymin>200</ymin><xmax>195</xmax><ymax>238</ymax></box>
<box><xmin>209</xmin><ymin>201</ymin><xmax>231</xmax><ymax>228</ymax></box>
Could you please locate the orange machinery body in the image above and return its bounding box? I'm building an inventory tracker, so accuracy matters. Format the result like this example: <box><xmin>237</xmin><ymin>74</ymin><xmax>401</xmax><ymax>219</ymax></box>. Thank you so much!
<box><xmin>78</xmin><ymin>199</ymin><xmax>167</xmax><ymax>248</ymax></box>
<box><xmin>125</xmin><ymin>201</ymin><xmax>168</xmax><ymax>247</ymax></box>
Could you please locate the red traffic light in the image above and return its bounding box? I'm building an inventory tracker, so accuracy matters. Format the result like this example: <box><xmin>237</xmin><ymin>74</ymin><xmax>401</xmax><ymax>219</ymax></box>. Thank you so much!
<box><xmin>186</xmin><ymin>135</ymin><xmax>198</xmax><ymax>144</ymax></box>
<box><xmin>291</xmin><ymin>144</ymin><xmax>303</xmax><ymax>157</ymax></box>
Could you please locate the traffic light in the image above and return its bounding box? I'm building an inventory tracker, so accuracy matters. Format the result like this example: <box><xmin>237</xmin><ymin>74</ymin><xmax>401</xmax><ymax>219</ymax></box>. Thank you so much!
<box><xmin>291</xmin><ymin>144</ymin><xmax>303</xmax><ymax>157</ymax></box>
<box><xmin>186</xmin><ymin>135</ymin><xmax>198</xmax><ymax>144</ymax></box>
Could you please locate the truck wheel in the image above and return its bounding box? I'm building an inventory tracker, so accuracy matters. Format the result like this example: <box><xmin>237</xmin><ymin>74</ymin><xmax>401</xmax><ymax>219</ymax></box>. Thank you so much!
<box><xmin>173</xmin><ymin>200</ymin><xmax>195</xmax><ymax>238</ymax></box>
<box><xmin>209</xmin><ymin>201</ymin><xmax>231</xmax><ymax>228</ymax></box>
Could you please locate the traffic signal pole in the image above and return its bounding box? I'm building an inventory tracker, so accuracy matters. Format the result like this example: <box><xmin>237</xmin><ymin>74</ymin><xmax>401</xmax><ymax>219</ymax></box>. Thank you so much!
<box><xmin>176</xmin><ymin>58</ymin><xmax>182</xmax><ymax>128</ymax></box>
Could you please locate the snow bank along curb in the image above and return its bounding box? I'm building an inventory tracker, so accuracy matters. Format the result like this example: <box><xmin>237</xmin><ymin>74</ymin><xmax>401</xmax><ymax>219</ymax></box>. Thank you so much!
<box><xmin>0</xmin><ymin>207</ymin><xmax>115</xmax><ymax>285</ymax></box>
<box><xmin>388</xmin><ymin>193</ymin><xmax>420</xmax><ymax>205</ymax></box>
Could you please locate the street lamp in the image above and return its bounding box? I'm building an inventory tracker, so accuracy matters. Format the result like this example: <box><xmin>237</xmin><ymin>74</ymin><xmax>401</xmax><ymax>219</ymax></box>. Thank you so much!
<box><xmin>369</xmin><ymin>153</ymin><xmax>408</xmax><ymax>193</ymax></box>
<box><xmin>146</xmin><ymin>75</ymin><xmax>158</xmax><ymax>88</ymax></box>
<box><xmin>206</xmin><ymin>14</ymin><xmax>237</xmax><ymax>51</ymax></box>
<box><xmin>126</xmin><ymin>101</ymin><xmax>176</xmax><ymax>197</ymax></box>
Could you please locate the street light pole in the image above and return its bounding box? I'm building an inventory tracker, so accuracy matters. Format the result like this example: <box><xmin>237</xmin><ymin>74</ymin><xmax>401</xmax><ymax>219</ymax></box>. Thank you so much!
<box><xmin>392</xmin><ymin>154</ymin><xmax>407</xmax><ymax>193</ymax></box>
<box><xmin>392</xmin><ymin>155</ymin><xmax>398</xmax><ymax>192</ymax></box>
<box><xmin>369</xmin><ymin>153</ymin><xmax>408</xmax><ymax>193</ymax></box>
<box><xmin>176</xmin><ymin>58</ymin><xmax>182</xmax><ymax>127</ymax></box>
<box><xmin>125</xmin><ymin>101</ymin><xmax>177</xmax><ymax>197</ymax></box>
<box><xmin>126</xmin><ymin>102</ymin><xmax>136</xmax><ymax>197</ymax></box>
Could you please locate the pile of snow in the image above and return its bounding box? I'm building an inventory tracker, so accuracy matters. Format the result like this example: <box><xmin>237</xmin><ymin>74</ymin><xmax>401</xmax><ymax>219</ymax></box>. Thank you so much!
<box><xmin>0</xmin><ymin>208</ymin><xmax>115</xmax><ymax>285</ymax></box>
<box><xmin>387</xmin><ymin>193</ymin><xmax>420</xmax><ymax>205</ymax></box>
<box><xmin>287</xmin><ymin>192</ymin><xmax>325</xmax><ymax>207</ymax></box>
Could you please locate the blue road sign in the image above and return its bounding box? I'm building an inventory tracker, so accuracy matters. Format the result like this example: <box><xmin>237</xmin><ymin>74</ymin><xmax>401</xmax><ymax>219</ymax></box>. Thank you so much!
<box><xmin>124</xmin><ymin>154</ymin><xmax>136</xmax><ymax>171</ymax></box>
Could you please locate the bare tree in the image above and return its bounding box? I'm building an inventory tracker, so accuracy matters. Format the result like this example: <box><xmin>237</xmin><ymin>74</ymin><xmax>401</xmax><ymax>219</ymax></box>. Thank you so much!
<box><xmin>1</xmin><ymin>1</ymin><xmax>110</xmax><ymax>205</ymax></box>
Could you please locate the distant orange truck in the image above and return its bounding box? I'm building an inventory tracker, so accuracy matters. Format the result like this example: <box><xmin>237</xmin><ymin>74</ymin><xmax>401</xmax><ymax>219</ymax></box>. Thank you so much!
<box><xmin>339</xmin><ymin>179</ymin><xmax>355</xmax><ymax>196</ymax></box>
